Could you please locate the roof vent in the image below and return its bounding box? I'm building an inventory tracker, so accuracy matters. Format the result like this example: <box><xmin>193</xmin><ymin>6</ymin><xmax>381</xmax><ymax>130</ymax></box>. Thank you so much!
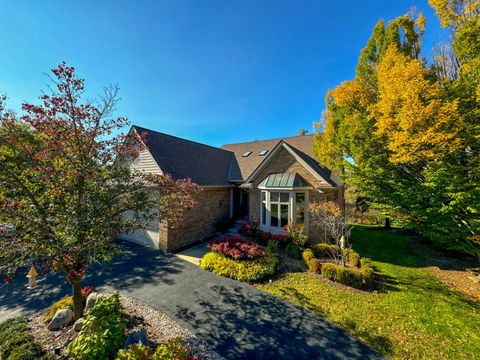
<box><xmin>242</xmin><ymin>151</ymin><xmax>252</xmax><ymax>157</ymax></box>
<box><xmin>259</xmin><ymin>149</ymin><xmax>268</xmax><ymax>156</ymax></box>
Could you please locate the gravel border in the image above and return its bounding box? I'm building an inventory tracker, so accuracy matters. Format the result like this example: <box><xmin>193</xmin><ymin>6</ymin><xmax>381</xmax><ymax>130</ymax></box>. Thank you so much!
<box><xmin>28</xmin><ymin>293</ymin><xmax>224</xmax><ymax>360</ymax></box>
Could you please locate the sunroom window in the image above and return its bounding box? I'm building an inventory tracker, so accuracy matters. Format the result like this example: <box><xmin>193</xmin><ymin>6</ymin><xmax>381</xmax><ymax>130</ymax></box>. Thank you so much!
<box><xmin>258</xmin><ymin>173</ymin><xmax>311</xmax><ymax>233</ymax></box>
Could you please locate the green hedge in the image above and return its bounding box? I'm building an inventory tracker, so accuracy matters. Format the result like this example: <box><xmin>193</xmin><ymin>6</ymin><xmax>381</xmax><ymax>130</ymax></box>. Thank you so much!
<box><xmin>0</xmin><ymin>317</ymin><xmax>49</xmax><ymax>360</ymax></box>
<box><xmin>343</xmin><ymin>248</ymin><xmax>361</xmax><ymax>268</ymax></box>
<box><xmin>321</xmin><ymin>261</ymin><xmax>374</xmax><ymax>287</ymax></box>
<box><xmin>302</xmin><ymin>249</ymin><xmax>321</xmax><ymax>273</ymax></box>
<box><xmin>311</xmin><ymin>243</ymin><xmax>340</xmax><ymax>258</ymax></box>
<box><xmin>200</xmin><ymin>251</ymin><xmax>278</xmax><ymax>282</ymax></box>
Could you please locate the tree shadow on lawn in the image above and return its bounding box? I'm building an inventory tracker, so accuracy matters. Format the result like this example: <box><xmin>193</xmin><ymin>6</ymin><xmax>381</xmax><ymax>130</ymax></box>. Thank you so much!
<box><xmin>175</xmin><ymin>283</ymin><xmax>384</xmax><ymax>360</ymax></box>
<box><xmin>351</xmin><ymin>226</ymin><xmax>477</xmax><ymax>272</ymax></box>
<box><xmin>0</xmin><ymin>241</ymin><xmax>183</xmax><ymax>322</ymax></box>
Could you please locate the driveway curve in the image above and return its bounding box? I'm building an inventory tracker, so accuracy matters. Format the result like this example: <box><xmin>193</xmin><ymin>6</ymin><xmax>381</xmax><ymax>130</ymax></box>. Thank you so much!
<box><xmin>0</xmin><ymin>242</ymin><xmax>382</xmax><ymax>360</ymax></box>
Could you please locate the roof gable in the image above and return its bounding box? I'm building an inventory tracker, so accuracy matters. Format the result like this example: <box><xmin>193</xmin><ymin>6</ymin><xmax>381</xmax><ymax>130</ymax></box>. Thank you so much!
<box><xmin>244</xmin><ymin>141</ymin><xmax>337</xmax><ymax>187</ymax></box>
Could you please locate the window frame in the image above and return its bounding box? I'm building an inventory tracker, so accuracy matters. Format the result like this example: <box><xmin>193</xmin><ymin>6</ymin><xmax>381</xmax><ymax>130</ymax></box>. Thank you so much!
<box><xmin>260</xmin><ymin>190</ymin><xmax>309</xmax><ymax>234</ymax></box>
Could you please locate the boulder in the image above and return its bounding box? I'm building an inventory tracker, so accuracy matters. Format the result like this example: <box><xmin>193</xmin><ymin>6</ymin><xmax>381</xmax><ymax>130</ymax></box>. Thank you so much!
<box><xmin>73</xmin><ymin>318</ymin><xmax>84</xmax><ymax>332</ymax></box>
<box><xmin>47</xmin><ymin>309</ymin><xmax>74</xmax><ymax>331</ymax></box>
<box><xmin>85</xmin><ymin>292</ymin><xmax>98</xmax><ymax>311</ymax></box>
<box><xmin>123</xmin><ymin>328</ymin><xmax>149</xmax><ymax>349</ymax></box>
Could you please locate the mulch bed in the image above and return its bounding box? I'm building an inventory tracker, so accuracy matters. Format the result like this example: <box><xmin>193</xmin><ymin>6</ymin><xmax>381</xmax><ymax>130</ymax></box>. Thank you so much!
<box><xmin>28</xmin><ymin>294</ymin><xmax>223</xmax><ymax>359</ymax></box>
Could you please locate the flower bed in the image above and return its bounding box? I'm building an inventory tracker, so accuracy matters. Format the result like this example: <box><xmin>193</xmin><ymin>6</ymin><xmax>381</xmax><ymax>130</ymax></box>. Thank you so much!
<box><xmin>208</xmin><ymin>235</ymin><xmax>266</xmax><ymax>260</ymax></box>
<box><xmin>200</xmin><ymin>251</ymin><xmax>278</xmax><ymax>282</ymax></box>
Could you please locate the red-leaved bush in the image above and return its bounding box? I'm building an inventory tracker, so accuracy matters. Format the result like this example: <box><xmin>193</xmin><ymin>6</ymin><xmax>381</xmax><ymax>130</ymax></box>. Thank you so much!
<box><xmin>208</xmin><ymin>235</ymin><xmax>267</xmax><ymax>260</ymax></box>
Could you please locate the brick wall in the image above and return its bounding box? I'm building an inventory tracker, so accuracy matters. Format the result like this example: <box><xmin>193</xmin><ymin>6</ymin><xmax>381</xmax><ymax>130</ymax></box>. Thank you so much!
<box><xmin>248</xmin><ymin>145</ymin><xmax>343</xmax><ymax>243</ymax></box>
<box><xmin>163</xmin><ymin>188</ymin><xmax>231</xmax><ymax>251</ymax></box>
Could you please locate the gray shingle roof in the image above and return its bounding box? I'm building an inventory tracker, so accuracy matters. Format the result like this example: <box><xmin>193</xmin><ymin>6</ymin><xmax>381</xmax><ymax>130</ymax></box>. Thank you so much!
<box><xmin>133</xmin><ymin>126</ymin><xmax>233</xmax><ymax>186</ymax></box>
<box><xmin>132</xmin><ymin>125</ymin><xmax>340</xmax><ymax>187</ymax></box>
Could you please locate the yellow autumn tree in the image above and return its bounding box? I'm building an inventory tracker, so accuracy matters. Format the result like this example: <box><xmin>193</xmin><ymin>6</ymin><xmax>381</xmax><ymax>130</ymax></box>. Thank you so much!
<box><xmin>371</xmin><ymin>45</ymin><xmax>461</xmax><ymax>164</ymax></box>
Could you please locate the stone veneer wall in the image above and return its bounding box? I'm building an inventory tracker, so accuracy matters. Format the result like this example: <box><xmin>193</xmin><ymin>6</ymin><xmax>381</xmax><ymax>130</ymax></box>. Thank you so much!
<box><xmin>160</xmin><ymin>188</ymin><xmax>231</xmax><ymax>252</ymax></box>
<box><xmin>248</xmin><ymin>146</ymin><xmax>344</xmax><ymax>243</ymax></box>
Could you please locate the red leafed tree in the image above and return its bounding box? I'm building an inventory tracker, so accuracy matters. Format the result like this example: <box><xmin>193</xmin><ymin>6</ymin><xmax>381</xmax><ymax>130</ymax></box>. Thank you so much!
<box><xmin>0</xmin><ymin>63</ymin><xmax>200</xmax><ymax>319</ymax></box>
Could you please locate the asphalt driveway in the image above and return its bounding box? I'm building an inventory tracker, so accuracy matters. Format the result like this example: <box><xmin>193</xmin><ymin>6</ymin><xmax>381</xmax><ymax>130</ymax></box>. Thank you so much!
<box><xmin>0</xmin><ymin>242</ymin><xmax>382</xmax><ymax>360</ymax></box>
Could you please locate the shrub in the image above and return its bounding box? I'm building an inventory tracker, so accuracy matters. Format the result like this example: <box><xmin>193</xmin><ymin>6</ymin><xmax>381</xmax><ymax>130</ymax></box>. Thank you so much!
<box><xmin>0</xmin><ymin>317</ymin><xmax>48</xmax><ymax>360</ymax></box>
<box><xmin>321</xmin><ymin>262</ymin><xmax>373</xmax><ymax>287</ymax></box>
<box><xmin>116</xmin><ymin>344</ymin><xmax>152</xmax><ymax>359</ymax></box>
<box><xmin>152</xmin><ymin>338</ymin><xmax>198</xmax><ymax>360</ymax></box>
<box><xmin>238</xmin><ymin>222</ymin><xmax>287</xmax><ymax>245</ymax></box>
<box><xmin>0</xmin><ymin>331</ymin><xmax>35</xmax><ymax>359</ymax></box>
<box><xmin>208</xmin><ymin>236</ymin><xmax>266</xmax><ymax>260</ymax></box>
<box><xmin>7</xmin><ymin>342</ymin><xmax>48</xmax><ymax>360</ymax></box>
<box><xmin>67</xmin><ymin>293</ymin><xmax>127</xmax><ymax>360</ymax></box>
<box><xmin>342</xmin><ymin>248</ymin><xmax>361</xmax><ymax>268</ymax></box>
<box><xmin>311</xmin><ymin>243</ymin><xmax>340</xmax><ymax>258</ymax></box>
<box><xmin>41</xmin><ymin>296</ymin><xmax>73</xmax><ymax>324</ymax></box>
<box><xmin>302</xmin><ymin>249</ymin><xmax>315</xmax><ymax>263</ymax></box>
<box><xmin>302</xmin><ymin>249</ymin><xmax>321</xmax><ymax>273</ymax></box>
<box><xmin>283</xmin><ymin>224</ymin><xmax>308</xmax><ymax>259</ymax></box>
<box><xmin>200</xmin><ymin>251</ymin><xmax>278</xmax><ymax>282</ymax></box>
<box><xmin>116</xmin><ymin>340</ymin><xmax>198</xmax><ymax>360</ymax></box>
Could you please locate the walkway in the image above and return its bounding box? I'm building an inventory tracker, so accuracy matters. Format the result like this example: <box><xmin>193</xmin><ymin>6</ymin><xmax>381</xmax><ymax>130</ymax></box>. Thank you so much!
<box><xmin>0</xmin><ymin>242</ymin><xmax>382</xmax><ymax>360</ymax></box>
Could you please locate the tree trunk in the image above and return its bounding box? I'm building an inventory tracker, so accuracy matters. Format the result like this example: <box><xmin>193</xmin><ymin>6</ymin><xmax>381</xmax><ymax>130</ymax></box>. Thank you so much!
<box><xmin>72</xmin><ymin>277</ymin><xmax>84</xmax><ymax>320</ymax></box>
<box><xmin>385</xmin><ymin>217</ymin><xmax>391</xmax><ymax>229</ymax></box>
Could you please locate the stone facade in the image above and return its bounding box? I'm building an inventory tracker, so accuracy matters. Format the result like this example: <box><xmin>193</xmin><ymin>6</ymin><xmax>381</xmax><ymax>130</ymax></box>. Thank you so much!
<box><xmin>161</xmin><ymin>188</ymin><xmax>231</xmax><ymax>251</ymax></box>
<box><xmin>248</xmin><ymin>145</ymin><xmax>343</xmax><ymax>243</ymax></box>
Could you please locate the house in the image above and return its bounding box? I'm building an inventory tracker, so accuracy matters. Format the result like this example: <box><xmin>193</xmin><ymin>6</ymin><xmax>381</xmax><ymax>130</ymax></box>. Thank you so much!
<box><xmin>120</xmin><ymin>125</ymin><xmax>343</xmax><ymax>251</ymax></box>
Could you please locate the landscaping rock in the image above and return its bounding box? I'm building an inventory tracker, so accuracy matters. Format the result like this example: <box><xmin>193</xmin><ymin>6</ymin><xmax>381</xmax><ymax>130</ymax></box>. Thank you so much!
<box><xmin>85</xmin><ymin>292</ymin><xmax>98</xmax><ymax>311</ymax></box>
<box><xmin>73</xmin><ymin>318</ymin><xmax>84</xmax><ymax>332</ymax></box>
<box><xmin>47</xmin><ymin>309</ymin><xmax>74</xmax><ymax>331</ymax></box>
<box><xmin>123</xmin><ymin>328</ymin><xmax>149</xmax><ymax>349</ymax></box>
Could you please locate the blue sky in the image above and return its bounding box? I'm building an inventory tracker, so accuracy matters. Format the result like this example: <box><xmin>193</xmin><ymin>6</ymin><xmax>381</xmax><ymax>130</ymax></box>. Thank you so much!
<box><xmin>1</xmin><ymin>1</ymin><xmax>448</xmax><ymax>147</ymax></box>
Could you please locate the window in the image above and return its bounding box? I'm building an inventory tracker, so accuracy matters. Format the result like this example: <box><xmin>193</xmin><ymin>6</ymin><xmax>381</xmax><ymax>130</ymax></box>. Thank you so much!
<box><xmin>295</xmin><ymin>192</ymin><xmax>305</xmax><ymax>226</ymax></box>
<box><xmin>259</xmin><ymin>149</ymin><xmax>268</xmax><ymax>156</ymax></box>
<box><xmin>260</xmin><ymin>190</ymin><xmax>308</xmax><ymax>233</ymax></box>
<box><xmin>242</xmin><ymin>151</ymin><xmax>252</xmax><ymax>157</ymax></box>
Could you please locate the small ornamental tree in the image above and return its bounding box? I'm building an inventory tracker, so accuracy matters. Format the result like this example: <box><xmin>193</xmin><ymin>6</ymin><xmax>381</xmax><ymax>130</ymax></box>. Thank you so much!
<box><xmin>0</xmin><ymin>63</ymin><xmax>200</xmax><ymax>319</ymax></box>
<box><xmin>309</xmin><ymin>201</ymin><xmax>352</xmax><ymax>266</ymax></box>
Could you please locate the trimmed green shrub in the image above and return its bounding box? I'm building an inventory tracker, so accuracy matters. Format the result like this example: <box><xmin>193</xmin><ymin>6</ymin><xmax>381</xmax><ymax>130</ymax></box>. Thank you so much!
<box><xmin>67</xmin><ymin>293</ymin><xmax>127</xmax><ymax>360</ymax></box>
<box><xmin>321</xmin><ymin>262</ymin><xmax>374</xmax><ymax>287</ymax></box>
<box><xmin>200</xmin><ymin>251</ymin><xmax>278</xmax><ymax>282</ymax></box>
<box><xmin>7</xmin><ymin>342</ymin><xmax>48</xmax><ymax>360</ymax></box>
<box><xmin>0</xmin><ymin>317</ymin><xmax>27</xmax><ymax>334</ymax></box>
<box><xmin>0</xmin><ymin>317</ymin><xmax>49</xmax><ymax>360</ymax></box>
<box><xmin>311</xmin><ymin>243</ymin><xmax>339</xmax><ymax>258</ymax></box>
<box><xmin>302</xmin><ymin>249</ymin><xmax>315</xmax><ymax>263</ymax></box>
<box><xmin>343</xmin><ymin>249</ymin><xmax>361</xmax><ymax>268</ymax></box>
<box><xmin>1</xmin><ymin>332</ymin><xmax>34</xmax><ymax>359</ymax></box>
<box><xmin>302</xmin><ymin>249</ymin><xmax>322</xmax><ymax>273</ymax></box>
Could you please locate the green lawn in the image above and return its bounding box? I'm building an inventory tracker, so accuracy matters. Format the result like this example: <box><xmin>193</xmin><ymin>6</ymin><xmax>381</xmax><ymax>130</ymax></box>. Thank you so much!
<box><xmin>258</xmin><ymin>226</ymin><xmax>480</xmax><ymax>359</ymax></box>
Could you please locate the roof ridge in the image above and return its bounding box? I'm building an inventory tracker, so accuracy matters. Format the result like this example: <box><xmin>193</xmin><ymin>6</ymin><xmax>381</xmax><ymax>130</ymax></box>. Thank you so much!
<box><xmin>221</xmin><ymin>133</ymin><xmax>315</xmax><ymax>147</ymax></box>
<box><xmin>132</xmin><ymin>125</ymin><xmax>233</xmax><ymax>154</ymax></box>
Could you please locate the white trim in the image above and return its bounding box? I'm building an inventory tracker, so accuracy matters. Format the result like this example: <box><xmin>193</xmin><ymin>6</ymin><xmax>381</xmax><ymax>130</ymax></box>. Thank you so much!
<box><xmin>259</xmin><ymin>189</ymin><xmax>309</xmax><ymax>234</ymax></box>
<box><xmin>258</xmin><ymin>186</ymin><xmax>313</xmax><ymax>191</ymax></box>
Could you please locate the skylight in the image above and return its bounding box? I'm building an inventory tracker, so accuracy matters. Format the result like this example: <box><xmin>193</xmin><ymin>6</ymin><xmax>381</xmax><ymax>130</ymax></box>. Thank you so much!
<box><xmin>242</xmin><ymin>151</ymin><xmax>252</xmax><ymax>157</ymax></box>
<box><xmin>259</xmin><ymin>149</ymin><xmax>268</xmax><ymax>156</ymax></box>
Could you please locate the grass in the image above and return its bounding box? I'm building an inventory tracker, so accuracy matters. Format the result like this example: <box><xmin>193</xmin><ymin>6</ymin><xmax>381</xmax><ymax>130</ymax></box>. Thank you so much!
<box><xmin>258</xmin><ymin>225</ymin><xmax>480</xmax><ymax>359</ymax></box>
